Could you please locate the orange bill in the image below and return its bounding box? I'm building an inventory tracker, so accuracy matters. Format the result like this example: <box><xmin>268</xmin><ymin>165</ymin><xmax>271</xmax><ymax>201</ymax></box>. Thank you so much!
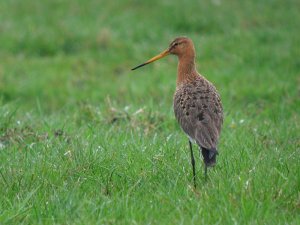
<box><xmin>131</xmin><ymin>49</ymin><xmax>170</xmax><ymax>70</ymax></box>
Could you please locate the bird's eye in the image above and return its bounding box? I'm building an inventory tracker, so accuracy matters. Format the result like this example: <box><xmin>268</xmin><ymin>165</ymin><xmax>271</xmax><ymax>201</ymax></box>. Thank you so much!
<box><xmin>172</xmin><ymin>42</ymin><xmax>179</xmax><ymax>48</ymax></box>
<box><xmin>170</xmin><ymin>42</ymin><xmax>181</xmax><ymax>49</ymax></box>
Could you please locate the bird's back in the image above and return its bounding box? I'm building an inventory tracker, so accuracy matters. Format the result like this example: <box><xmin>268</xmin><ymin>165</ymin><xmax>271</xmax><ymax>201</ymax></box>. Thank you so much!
<box><xmin>173</xmin><ymin>75</ymin><xmax>223</xmax><ymax>155</ymax></box>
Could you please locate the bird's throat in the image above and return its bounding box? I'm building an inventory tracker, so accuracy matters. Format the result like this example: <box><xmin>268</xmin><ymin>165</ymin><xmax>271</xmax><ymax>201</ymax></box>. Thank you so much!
<box><xmin>176</xmin><ymin>56</ymin><xmax>197</xmax><ymax>86</ymax></box>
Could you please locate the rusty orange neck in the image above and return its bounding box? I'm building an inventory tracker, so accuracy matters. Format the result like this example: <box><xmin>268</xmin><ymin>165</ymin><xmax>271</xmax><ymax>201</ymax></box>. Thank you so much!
<box><xmin>176</xmin><ymin>54</ymin><xmax>198</xmax><ymax>86</ymax></box>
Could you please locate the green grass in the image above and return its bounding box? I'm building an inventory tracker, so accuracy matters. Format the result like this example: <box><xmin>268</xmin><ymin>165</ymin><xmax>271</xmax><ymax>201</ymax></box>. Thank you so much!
<box><xmin>0</xmin><ymin>0</ymin><xmax>299</xmax><ymax>224</ymax></box>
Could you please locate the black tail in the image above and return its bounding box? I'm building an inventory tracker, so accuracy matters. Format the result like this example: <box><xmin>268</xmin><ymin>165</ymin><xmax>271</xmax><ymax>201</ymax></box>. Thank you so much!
<box><xmin>201</xmin><ymin>147</ymin><xmax>218</xmax><ymax>167</ymax></box>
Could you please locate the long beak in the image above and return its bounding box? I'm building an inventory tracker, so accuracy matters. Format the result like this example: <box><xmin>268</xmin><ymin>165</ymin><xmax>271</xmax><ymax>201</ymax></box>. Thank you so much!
<box><xmin>131</xmin><ymin>49</ymin><xmax>170</xmax><ymax>70</ymax></box>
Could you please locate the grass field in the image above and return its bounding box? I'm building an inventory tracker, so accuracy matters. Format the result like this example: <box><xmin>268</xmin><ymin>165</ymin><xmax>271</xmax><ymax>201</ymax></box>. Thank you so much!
<box><xmin>0</xmin><ymin>0</ymin><xmax>299</xmax><ymax>224</ymax></box>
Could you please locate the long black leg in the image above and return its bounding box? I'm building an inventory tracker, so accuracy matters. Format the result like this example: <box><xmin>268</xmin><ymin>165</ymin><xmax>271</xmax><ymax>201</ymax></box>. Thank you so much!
<box><xmin>189</xmin><ymin>140</ymin><xmax>196</xmax><ymax>188</ymax></box>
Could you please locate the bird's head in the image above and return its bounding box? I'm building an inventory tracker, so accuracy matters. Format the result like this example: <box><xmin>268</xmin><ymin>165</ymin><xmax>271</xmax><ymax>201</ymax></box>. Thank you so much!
<box><xmin>168</xmin><ymin>37</ymin><xmax>195</xmax><ymax>57</ymax></box>
<box><xmin>132</xmin><ymin>37</ymin><xmax>195</xmax><ymax>70</ymax></box>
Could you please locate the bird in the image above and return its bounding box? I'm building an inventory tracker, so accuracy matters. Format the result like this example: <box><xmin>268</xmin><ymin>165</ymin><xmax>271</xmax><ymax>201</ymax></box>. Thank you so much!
<box><xmin>132</xmin><ymin>37</ymin><xmax>223</xmax><ymax>187</ymax></box>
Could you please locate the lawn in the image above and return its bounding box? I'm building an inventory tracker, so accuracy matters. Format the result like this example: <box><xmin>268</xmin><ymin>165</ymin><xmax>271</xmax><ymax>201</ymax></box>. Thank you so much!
<box><xmin>0</xmin><ymin>0</ymin><xmax>299</xmax><ymax>224</ymax></box>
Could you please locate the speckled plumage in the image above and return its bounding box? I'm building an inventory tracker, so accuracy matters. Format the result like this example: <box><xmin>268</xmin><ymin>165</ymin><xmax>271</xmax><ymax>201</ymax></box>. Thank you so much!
<box><xmin>174</xmin><ymin>76</ymin><xmax>223</xmax><ymax>146</ymax></box>
<box><xmin>174</xmin><ymin>76</ymin><xmax>223</xmax><ymax>165</ymax></box>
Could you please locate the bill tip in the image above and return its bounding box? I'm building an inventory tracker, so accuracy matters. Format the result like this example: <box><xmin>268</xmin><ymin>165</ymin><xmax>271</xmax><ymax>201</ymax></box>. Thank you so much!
<box><xmin>131</xmin><ymin>63</ymin><xmax>146</xmax><ymax>71</ymax></box>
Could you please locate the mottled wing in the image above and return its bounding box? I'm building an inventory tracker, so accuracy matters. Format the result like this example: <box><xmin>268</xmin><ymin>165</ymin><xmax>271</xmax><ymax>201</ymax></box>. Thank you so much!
<box><xmin>173</xmin><ymin>78</ymin><xmax>223</xmax><ymax>150</ymax></box>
